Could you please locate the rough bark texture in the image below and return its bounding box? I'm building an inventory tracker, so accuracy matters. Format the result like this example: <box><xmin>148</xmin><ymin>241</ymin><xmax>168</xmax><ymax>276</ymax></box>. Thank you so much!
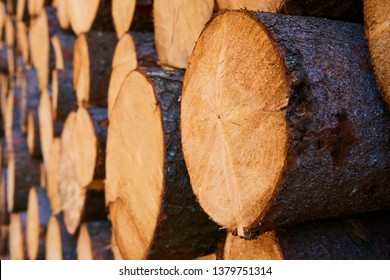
<box><xmin>78</xmin><ymin>221</ymin><xmax>113</xmax><ymax>260</ymax></box>
<box><xmin>0</xmin><ymin>48</ymin><xmax>8</xmax><ymax>73</ymax></box>
<box><xmin>252</xmin><ymin>12</ymin><xmax>390</xmax><ymax>234</ymax></box>
<box><xmin>224</xmin><ymin>211</ymin><xmax>390</xmax><ymax>259</ymax></box>
<box><xmin>52</xmin><ymin>69</ymin><xmax>76</xmax><ymax>122</ymax></box>
<box><xmin>21</xmin><ymin>68</ymin><xmax>39</xmax><ymax>135</ymax></box>
<box><xmin>133</xmin><ymin>32</ymin><xmax>158</xmax><ymax>68</ymax></box>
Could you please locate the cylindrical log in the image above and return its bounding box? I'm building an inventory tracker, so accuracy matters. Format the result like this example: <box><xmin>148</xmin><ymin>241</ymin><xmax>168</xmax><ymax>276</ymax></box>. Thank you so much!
<box><xmin>74</xmin><ymin>107</ymin><xmax>107</xmax><ymax>187</ymax></box>
<box><xmin>153</xmin><ymin>0</ymin><xmax>214</xmax><ymax>69</ymax></box>
<box><xmin>26</xmin><ymin>187</ymin><xmax>51</xmax><ymax>260</ymax></box>
<box><xmin>16</xmin><ymin>0</ymin><xmax>29</xmax><ymax>23</ymax></box>
<box><xmin>106</xmin><ymin>69</ymin><xmax>225</xmax><ymax>260</ymax></box>
<box><xmin>0</xmin><ymin>3</ymin><xmax>5</xmax><ymax>47</ymax></box>
<box><xmin>45</xmin><ymin>215</ymin><xmax>77</xmax><ymax>259</ymax></box>
<box><xmin>50</xmin><ymin>33</ymin><xmax>75</xmax><ymax>71</ymax></box>
<box><xmin>108</xmin><ymin>32</ymin><xmax>156</xmax><ymax>117</ymax></box>
<box><xmin>181</xmin><ymin>10</ymin><xmax>390</xmax><ymax>237</ymax></box>
<box><xmin>28</xmin><ymin>0</ymin><xmax>53</xmax><ymax>17</ymax></box>
<box><xmin>73</xmin><ymin>32</ymin><xmax>116</xmax><ymax>107</ymax></box>
<box><xmin>68</xmin><ymin>0</ymin><xmax>114</xmax><ymax>35</ymax></box>
<box><xmin>38</xmin><ymin>88</ymin><xmax>54</xmax><ymax>167</ymax></box>
<box><xmin>9</xmin><ymin>213</ymin><xmax>26</xmax><ymax>260</ymax></box>
<box><xmin>224</xmin><ymin>211</ymin><xmax>390</xmax><ymax>260</ymax></box>
<box><xmin>54</xmin><ymin>0</ymin><xmax>70</xmax><ymax>30</ymax></box>
<box><xmin>217</xmin><ymin>0</ymin><xmax>364</xmax><ymax>22</ymax></box>
<box><xmin>7</xmin><ymin>130</ymin><xmax>40</xmax><ymax>212</ymax></box>
<box><xmin>16</xmin><ymin>21</ymin><xmax>29</xmax><ymax>67</ymax></box>
<box><xmin>77</xmin><ymin>221</ymin><xmax>113</xmax><ymax>260</ymax></box>
<box><xmin>51</xmin><ymin>69</ymin><xmax>76</xmax><ymax>122</ymax></box>
<box><xmin>6</xmin><ymin>47</ymin><xmax>15</xmax><ymax>83</ymax></box>
<box><xmin>112</xmin><ymin>0</ymin><xmax>135</xmax><ymax>39</ymax></box>
<box><xmin>364</xmin><ymin>0</ymin><xmax>390</xmax><ymax>106</ymax></box>
<box><xmin>58</xmin><ymin>111</ymin><xmax>106</xmax><ymax>234</ymax></box>
<box><xmin>47</xmin><ymin>137</ymin><xmax>61</xmax><ymax>214</ymax></box>
<box><xmin>5</xmin><ymin>16</ymin><xmax>14</xmax><ymax>48</ymax></box>
<box><xmin>26</xmin><ymin>111</ymin><xmax>41</xmax><ymax>157</ymax></box>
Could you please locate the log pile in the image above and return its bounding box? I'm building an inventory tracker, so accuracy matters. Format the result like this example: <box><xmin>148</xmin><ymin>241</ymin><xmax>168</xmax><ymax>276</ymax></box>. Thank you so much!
<box><xmin>0</xmin><ymin>0</ymin><xmax>389</xmax><ymax>261</ymax></box>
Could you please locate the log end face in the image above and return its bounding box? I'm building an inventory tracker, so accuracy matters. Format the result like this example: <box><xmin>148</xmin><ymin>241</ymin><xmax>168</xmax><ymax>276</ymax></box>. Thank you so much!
<box><xmin>182</xmin><ymin>10</ymin><xmax>289</xmax><ymax>236</ymax></box>
<box><xmin>46</xmin><ymin>216</ymin><xmax>63</xmax><ymax>260</ymax></box>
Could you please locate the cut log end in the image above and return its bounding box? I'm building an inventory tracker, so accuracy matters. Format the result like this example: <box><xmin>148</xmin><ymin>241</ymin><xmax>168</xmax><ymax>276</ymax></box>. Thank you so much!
<box><xmin>45</xmin><ymin>216</ymin><xmax>63</xmax><ymax>259</ymax></box>
<box><xmin>47</xmin><ymin>138</ymin><xmax>62</xmax><ymax>215</ymax></box>
<box><xmin>112</xmin><ymin>0</ymin><xmax>136</xmax><ymax>38</ymax></box>
<box><xmin>9</xmin><ymin>213</ymin><xmax>25</xmax><ymax>260</ymax></box>
<box><xmin>182</xmin><ymin>11</ymin><xmax>289</xmax><ymax>235</ymax></box>
<box><xmin>38</xmin><ymin>88</ymin><xmax>54</xmax><ymax>167</ymax></box>
<box><xmin>27</xmin><ymin>111</ymin><xmax>41</xmax><ymax>158</ymax></box>
<box><xmin>107</xmin><ymin>71</ymin><xmax>164</xmax><ymax>259</ymax></box>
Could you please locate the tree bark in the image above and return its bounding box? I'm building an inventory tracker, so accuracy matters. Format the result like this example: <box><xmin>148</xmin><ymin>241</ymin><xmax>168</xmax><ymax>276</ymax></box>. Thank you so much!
<box><xmin>52</xmin><ymin>69</ymin><xmax>76</xmax><ymax>122</ymax></box>
<box><xmin>20</xmin><ymin>68</ymin><xmax>39</xmax><ymax>135</ymax></box>
<box><xmin>77</xmin><ymin>221</ymin><xmax>113</xmax><ymax>260</ymax></box>
<box><xmin>153</xmin><ymin>0</ymin><xmax>214</xmax><ymax>69</ymax></box>
<box><xmin>46</xmin><ymin>214</ymin><xmax>77</xmax><ymax>259</ymax></box>
<box><xmin>224</xmin><ymin>211</ymin><xmax>390</xmax><ymax>259</ymax></box>
<box><xmin>0</xmin><ymin>48</ymin><xmax>9</xmax><ymax>73</ymax></box>
<box><xmin>26</xmin><ymin>111</ymin><xmax>41</xmax><ymax>157</ymax></box>
<box><xmin>181</xmin><ymin>10</ymin><xmax>390</xmax><ymax>238</ymax></box>
<box><xmin>51</xmin><ymin>33</ymin><xmax>75</xmax><ymax>71</ymax></box>
<box><xmin>106</xmin><ymin>68</ymin><xmax>225</xmax><ymax>260</ymax></box>
<box><xmin>364</xmin><ymin>0</ymin><xmax>390</xmax><ymax>107</ymax></box>
<box><xmin>73</xmin><ymin>32</ymin><xmax>116</xmax><ymax>107</ymax></box>
<box><xmin>217</xmin><ymin>0</ymin><xmax>363</xmax><ymax>23</ymax></box>
<box><xmin>26</xmin><ymin>187</ymin><xmax>51</xmax><ymax>260</ymax></box>
<box><xmin>7</xmin><ymin>129</ymin><xmax>40</xmax><ymax>212</ymax></box>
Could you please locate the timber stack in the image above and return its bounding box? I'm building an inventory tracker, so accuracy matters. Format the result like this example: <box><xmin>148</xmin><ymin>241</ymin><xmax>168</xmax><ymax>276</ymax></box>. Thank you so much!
<box><xmin>0</xmin><ymin>0</ymin><xmax>389</xmax><ymax>260</ymax></box>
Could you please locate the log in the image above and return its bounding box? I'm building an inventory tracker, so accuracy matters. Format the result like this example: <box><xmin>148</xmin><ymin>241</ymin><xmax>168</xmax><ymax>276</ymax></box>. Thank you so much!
<box><xmin>67</xmin><ymin>0</ymin><xmax>114</xmax><ymax>35</ymax></box>
<box><xmin>153</xmin><ymin>0</ymin><xmax>214</xmax><ymax>69</ymax></box>
<box><xmin>38</xmin><ymin>88</ymin><xmax>54</xmax><ymax>167</ymax></box>
<box><xmin>16</xmin><ymin>0</ymin><xmax>29</xmax><ymax>23</ymax></box>
<box><xmin>181</xmin><ymin>10</ymin><xmax>390</xmax><ymax>237</ymax></box>
<box><xmin>6</xmin><ymin>130</ymin><xmax>40</xmax><ymax>212</ymax></box>
<box><xmin>26</xmin><ymin>187</ymin><xmax>51</xmax><ymax>260</ymax></box>
<box><xmin>47</xmin><ymin>137</ymin><xmax>60</xmax><ymax>214</ymax></box>
<box><xmin>0</xmin><ymin>225</ymin><xmax>9</xmax><ymax>257</ymax></box>
<box><xmin>110</xmin><ymin>230</ymin><xmax>122</xmax><ymax>260</ymax></box>
<box><xmin>28</xmin><ymin>0</ymin><xmax>53</xmax><ymax>17</ymax></box>
<box><xmin>112</xmin><ymin>0</ymin><xmax>135</xmax><ymax>38</ymax></box>
<box><xmin>45</xmin><ymin>215</ymin><xmax>77</xmax><ymax>259</ymax></box>
<box><xmin>106</xmin><ymin>69</ymin><xmax>225</xmax><ymax>260</ymax></box>
<box><xmin>58</xmin><ymin>111</ymin><xmax>106</xmax><ymax>234</ymax></box>
<box><xmin>6</xmin><ymin>46</ymin><xmax>14</xmax><ymax>83</ymax></box>
<box><xmin>5</xmin><ymin>15</ymin><xmax>14</xmax><ymax>47</ymax></box>
<box><xmin>77</xmin><ymin>221</ymin><xmax>113</xmax><ymax>260</ymax></box>
<box><xmin>0</xmin><ymin>169</ymin><xmax>9</xmax><ymax>225</ymax></box>
<box><xmin>9</xmin><ymin>213</ymin><xmax>26</xmax><ymax>259</ymax></box>
<box><xmin>54</xmin><ymin>0</ymin><xmax>70</xmax><ymax>30</ymax></box>
<box><xmin>0</xmin><ymin>3</ymin><xmax>5</xmax><ymax>47</ymax></box>
<box><xmin>108</xmin><ymin>32</ymin><xmax>156</xmax><ymax>116</ymax></box>
<box><xmin>15</xmin><ymin>21</ymin><xmax>29</xmax><ymax>67</ymax></box>
<box><xmin>216</xmin><ymin>0</ymin><xmax>364</xmax><ymax>22</ymax></box>
<box><xmin>223</xmin><ymin>211</ymin><xmax>390</xmax><ymax>260</ymax></box>
<box><xmin>364</xmin><ymin>0</ymin><xmax>390</xmax><ymax>106</ymax></box>
<box><xmin>73</xmin><ymin>32</ymin><xmax>116</xmax><ymax>107</ymax></box>
<box><xmin>50</xmin><ymin>33</ymin><xmax>75</xmax><ymax>71</ymax></box>
<box><xmin>51</xmin><ymin>69</ymin><xmax>76</xmax><ymax>122</ymax></box>
<box><xmin>29</xmin><ymin>7</ymin><xmax>61</xmax><ymax>90</ymax></box>
<box><xmin>26</xmin><ymin>111</ymin><xmax>41</xmax><ymax>157</ymax></box>
<box><xmin>73</xmin><ymin>107</ymin><xmax>107</xmax><ymax>187</ymax></box>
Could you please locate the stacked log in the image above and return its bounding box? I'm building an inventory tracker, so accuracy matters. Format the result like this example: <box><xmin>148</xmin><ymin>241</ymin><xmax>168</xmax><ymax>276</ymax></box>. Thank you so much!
<box><xmin>181</xmin><ymin>10</ymin><xmax>390</xmax><ymax>238</ymax></box>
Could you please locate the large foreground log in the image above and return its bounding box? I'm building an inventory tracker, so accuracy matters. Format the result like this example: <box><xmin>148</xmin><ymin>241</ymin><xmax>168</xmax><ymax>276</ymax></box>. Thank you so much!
<box><xmin>181</xmin><ymin>10</ymin><xmax>390</xmax><ymax>237</ymax></box>
<box><xmin>106</xmin><ymin>69</ymin><xmax>224</xmax><ymax>260</ymax></box>
<box><xmin>223</xmin><ymin>211</ymin><xmax>390</xmax><ymax>259</ymax></box>
<box><xmin>73</xmin><ymin>32</ymin><xmax>116</xmax><ymax>107</ymax></box>
<box><xmin>77</xmin><ymin>221</ymin><xmax>113</xmax><ymax>260</ymax></box>
<box><xmin>364</xmin><ymin>0</ymin><xmax>390</xmax><ymax>106</ymax></box>
<box><xmin>153</xmin><ymin>0</ymin><xmax>214</xmax><ymax>69</ymax></box>
<box><xmin>46</xmin><ymin>215</ymin><xmax>77</xmax><ymax>259</ymax></box>
<box><xmin>26</xmin><ymin>187</ymin><xmax>51</xmax><ymax>260</ymax></box>
<box><xmin>216</xmin><ymin>0</ymin><xmax>363</xmax><ymax>22</ymax></box>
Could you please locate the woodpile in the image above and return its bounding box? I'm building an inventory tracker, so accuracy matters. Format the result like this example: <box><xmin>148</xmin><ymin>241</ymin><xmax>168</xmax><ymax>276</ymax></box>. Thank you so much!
<box><xmin>0</xmin><ymin>0</ymin><xmax>389</xmax><ymax>261</ymax></box>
